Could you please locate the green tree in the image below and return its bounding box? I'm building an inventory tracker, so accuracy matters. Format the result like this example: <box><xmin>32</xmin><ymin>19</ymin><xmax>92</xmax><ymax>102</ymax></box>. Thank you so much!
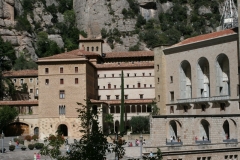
<box><xmin>104</xmin><ymin>113</ymin><xmax>114</xmax><ymax>134</ymax></box>
<box><xmin>150</xmin><ymin>101</ymin><xmax>160</xmax><ymax>116</ymax></box>
<box><xmin>120</xmin><ymin>70</ymin><xmax>125</xmax><ymax>134</ymax></box>
<box><xmin>130</xmin><ymin>116</ymin><xmax>149</xmax><ymax>133</ymax></box>
<box><xmin>0</xmin><ymin>106</ymin><xmax>18</xmax><ymax>130</ymax></box>
<box><xmin>13</xmin><ymin>53</ymin><xmax>37</xmax><ymax>70</ymax></box>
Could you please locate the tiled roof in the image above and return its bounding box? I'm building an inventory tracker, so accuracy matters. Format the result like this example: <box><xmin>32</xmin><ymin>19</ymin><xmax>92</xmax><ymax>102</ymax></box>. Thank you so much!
<box><xmin>95</xmin><ymin>61</ymin><xmax>154</xmax><ymax>69</ymax></box>
<box><xmin>0</xmin><ymin>100</ymin><xmax>38</xmax><ymax>106</ymax></box>
<box><xmin>105</xmin><ymin>51</ymin><xmax>154</xmax><ymax>58</ymax></box>
<box><xmin>38</xmin><ymin>49</ymin><xmax>99</xmax><ymax>60</ymax></box>
<box><xmin>173</xmin><ymin>28</ymin><xmax>238</xmax><ymax>47</ymax></box>
<box><xmin>90</xmin><ymin>99</ymin><xmax>153</xmax><ymax>105</ymax></box>
<box><xmin>3</xmin><ymin>70</ymin><xmax>38</xmax><ymax>77</ymax></box>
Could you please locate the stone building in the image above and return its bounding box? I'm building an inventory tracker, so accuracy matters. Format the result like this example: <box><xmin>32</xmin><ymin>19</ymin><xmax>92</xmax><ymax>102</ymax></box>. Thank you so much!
<box><xmin>151</xmin><ymin>28</ymin><xmax>240</xmax><ymax>160</ymax></box>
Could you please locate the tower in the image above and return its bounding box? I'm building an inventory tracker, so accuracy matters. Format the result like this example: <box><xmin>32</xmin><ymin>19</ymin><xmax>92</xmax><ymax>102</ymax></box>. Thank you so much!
<box><xmin>220</xmin><ymin>0</ymin><xmax>238</xmax><ymax>29</ymax></box>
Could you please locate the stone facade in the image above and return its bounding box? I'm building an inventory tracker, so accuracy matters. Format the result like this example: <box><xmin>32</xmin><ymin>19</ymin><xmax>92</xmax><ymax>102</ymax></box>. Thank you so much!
<box><xmin>151</xmin><ymin>28</ymin><xmax>240</xmax><ymax>159</ymax></box>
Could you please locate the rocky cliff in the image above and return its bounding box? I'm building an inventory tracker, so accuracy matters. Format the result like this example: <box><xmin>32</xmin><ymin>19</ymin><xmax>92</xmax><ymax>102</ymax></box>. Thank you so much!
<box><xmin>0</xmin><ymin>0</ymin><xmax>229</xmax><ymax>59</ymax></box>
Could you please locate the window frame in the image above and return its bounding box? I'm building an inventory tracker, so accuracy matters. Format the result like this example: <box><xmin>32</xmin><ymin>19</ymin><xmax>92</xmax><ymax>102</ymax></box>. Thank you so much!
<box><xmin>59</xmin><ymin>90</ymin><xmax>65</xmax><ymax>99</ymax></box>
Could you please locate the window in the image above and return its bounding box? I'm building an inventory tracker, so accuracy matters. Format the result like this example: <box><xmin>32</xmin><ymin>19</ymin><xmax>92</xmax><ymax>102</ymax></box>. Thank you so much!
<box><xmin>125</xmin><ymin>95</ymin><xmax>128</xmax><ymax>99</ymax></box>
<box><xmin>170</xmin><ymin>76</ymin><xmax>173</xmax><ymax>83</ymax></box>
<box><xmin>92</xmin><ymin>47</ymin><xmax>94</xmax><ymax>51</ymax></box>
<box><xmin>87</xmin><ymin>47</ymin><xmax>89</xmax><ymax>51</ymax></box>
<box><xmin>170</xmin><ymin>106</ymin><xmax>174</xmax><ymax>113</ymax></box>
<box><xmin>138</xmin><ymin>82</ymin><xmax>141</xmax><ymax>88</ymax></box>
<box><xmin>158</xmin><ymin>77</ymin><xmax>160</xmax><ymax>83</ymax></box>
<box><xmin>220</xmin><ymin>103</ymin><xmax>225</xmax><ymax>111</ymax></box>
<box><xmin>59</xmin><ymin>105</ymin><xmax>65</xmax><ymax>115</ymax></box>
<box><xmin>149</xmin><ymin>73</ymin><xmax>152</xmax><ymax>76</ymax></box>
<box><xmin>30</xmin><ymin>78</ymin><xmax>33</xmax><ymax>83</ymax></box>
<box><xmin>142</xmin><ymin>73</ymin><xmax>145</xmax><ymax>76</ymax></box>
<box><xmin>98</xmin><ymin>96</ymin><xmax>101</xmax><ymax>100</ymax></box>
<box><xmin>96</xmin><ymin>46</ymin><xmax>99</xmax><ymax>51</ymax></box>
<box><xmin>157</xmin><ymin>65</ymin><xmax>159</xmax><ymax>70</ymax></box>
<box><xmin>133</xmin><ymin>85</ymin><xmax>135</xmax><ymax>88</ymax></box>
<box><xmin>60</xmin><ymin>67</ymin><xmax>63</xmax><ymax>73</ymax></box>
<box><xmin>30</xmin><ymin>89</ymin><xmax>33</xmax><ymax>93</ymax></box>
<box><xmin>59</xmin><ymin>90</ymin><xmax>65</xmax><ymax>99</ymax></box>
<box><xmin>75</xmin><ymin>67</ymin><xmax>78</xmax><ymax>73</ymax></box>
<box><xmin>75</xmin><ymin>78</ymin><xmax>78</xmax><ymax>84</ymax></box>
<box><xmin>45</xmin><ymin>68</ymin><xmax>49</xmax><ymax>74</ymax></box>
<box><xmin>201</xmin><ymin>105</ymin><xmax>206</xmax><ymax>112</ymax></box>
<box><xmin>103</xmin><ymin>86</ymin><xmax>105</xmax><ymax>89</ymax></box>
<box><xmin>45</xmin><ymin>79</ymin><xmax>49</xmax><ymax>85</ymax></box>
<box><xmin>104</xmin><ymin>74</ymin><xmax>106</xmax><ymax>77</ymax></box>
<box><xmin>116</xmin><ymin>95</ymin><xmax>119</xmax><ymax>99</ymax></box>
<box><xmin>20</xmin><ymin>79</ymin><xmax>24</xmax><ymax>84</ymax></box>
<box><xmin>119</xmin><ymin>74</ymin><xmax>121</xmax><ymax>77</ymax></box>
<box><xmin>36</xmin><ymin>88</ymin><xmax>39</xmax><ymax>95</ymax></box>
<box><xmin>144</xmin><ymin>84</ymin><xmax>146</xmax><ymax>88</ymax></box>
<box><xmin>140</xmin><ymin>94</ymin><xmax>143</xmax><ymax>99</ymax></box>
<box><xmin>60</xmin><ymin>79</ymin><xmax>64</xmax><ymax>84</ymax></box>
<box><xmin>13</xmin><ymin>79</ymin><xmax>16</xmax><ymax>83</ymax></box>
<box><xmin>158</xmin><ymin>95</ymin><xmax>160</xmax><ymax>102</ymax></box>
<box><xmin>134</xmin><ymin>73</ymin><xmax>137</xmax><ymax>76</ymax></box>
<box><xmin>108</xmin><ymin>83</ymin><xmax>111</xmax><ymax>89</ymax></box>
<box><xmin>170</xmin><ymin>91</ymin><xmax>174</xmax><ymax>101</ymax></box>
<box><xmin>183</xmin><ymin>106</ymin><xmax>188</xmax><ymax>112</ymax></box>
<box><xmin>107</xmin><ymin>95</ymin><xmax>110</xmax><ymax>100</ymax></box>
<box><xmin>150</xmin><ymin>84</ymin><xmax>152</xmax><ymax>87</ymax></box>
<box><xmin>112</xmin><ymin>74</ymin><xmax>114</xmax><ymax>77</ymax></box>
<box><xmin>114</xmin><ymin>85</ymin><xmax>116</xmax><ymax>89</ymax></box>
<box><xmin>127</xmin><ymin>85</ymin><xmax>129</xmax><ymax>88</ymax></box>
<box><xmin>127</xmin><ymin>73</ymin><xmax>129</xmax><ymax>77</ymax></box>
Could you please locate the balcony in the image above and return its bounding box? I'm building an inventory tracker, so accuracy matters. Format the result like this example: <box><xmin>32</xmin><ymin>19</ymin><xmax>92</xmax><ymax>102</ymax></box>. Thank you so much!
<box><xmin>195</xmin><ymin>140</ymin><xmax>211</xmax><ymax>144</ymax></box>
<box><xmin>223</xmin><ymin>139</ymin><xmax>238</xmax><ymax>143</ymax></box>
<box><xmin>176</xmin><ymin>95</ymin><xmax>230</xmax><ymax>104</ymax></box>
<box><xmin>166</xmin><ymin>140</ymin><xmax>183</xmax><ymax>146</ymax></box>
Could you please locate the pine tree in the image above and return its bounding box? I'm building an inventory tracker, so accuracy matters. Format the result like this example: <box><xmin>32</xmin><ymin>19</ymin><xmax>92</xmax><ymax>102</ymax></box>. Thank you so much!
<box><xmin>120</xmin><ymin>70</ymin><xmax>125</xmax><ymax>134</ymax></box>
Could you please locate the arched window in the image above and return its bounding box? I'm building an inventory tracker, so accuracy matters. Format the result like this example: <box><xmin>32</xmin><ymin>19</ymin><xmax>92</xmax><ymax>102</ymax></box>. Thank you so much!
<box><xmin>216</xmin><ymin>54</ymin><xmax>230</xmax><ymax>96</ymax></box>
<box><xmin>180</xmin><ymin>61</ymin><xmax>192</xmax><ymax>99</ymax></box>
<box><xmin>223</xmin><ymin>120</ymin><xmax>229</xmax><ymax>139</ymax></box>
<box><xmin>168</xmin><ymin>120</ymin><xmax>181</xmax><ymax>141</ymax></box>
<box><xmin>96</xmin><ymin>46</ymin><xmax>99</xmax><ymax>51</ymax></box>
<box><xmin>58</xmin><ymin>124</ymin><xmax>68</xmax><ymax>136</ymax></box>
<box><xmin>197</xmin><ymin>57</ymin><xmax>210</xmax><ymax>97</ymax></box>
<box><xmin>200</xmin><ymin>119</ymin><xmax>210</xmax><ymax>140</ymax></box>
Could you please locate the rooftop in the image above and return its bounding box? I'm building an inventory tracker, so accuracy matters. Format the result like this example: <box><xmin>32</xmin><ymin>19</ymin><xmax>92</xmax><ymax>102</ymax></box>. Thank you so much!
<box><xmin>173</xmin><ymin>27</ymin><xmax>238</xmax><ymax>47</ymax></box>
<box><xmin>95</xmin><ymin>61</ymin><xmax>154</xmax><ymax>69</ymax></box>
<box><xmin>3</xmin><ymin>70</ymin><xmax>38</xmax><ymax>78</ymax></box>
<box><xmin>38</xmin><ymin>49</ymin><xmax>100</xmax><ymax>60</ymax></box>
<box><xmin>105</xmin><ymin>51</ymin><xmax>154</xmax><ymax>58</ymax></box>
<box><xmin>0</xmin><ymin>100</ymin><xmax>38</xmax><ymax>106</ymax></box>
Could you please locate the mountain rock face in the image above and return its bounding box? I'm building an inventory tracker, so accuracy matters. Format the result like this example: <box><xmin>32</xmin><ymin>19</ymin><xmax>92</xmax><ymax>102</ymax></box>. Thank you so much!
<box><xmin>0</xmin><ymin>0</ymin><xmax>227</xmax><ymax>58</ymax></box>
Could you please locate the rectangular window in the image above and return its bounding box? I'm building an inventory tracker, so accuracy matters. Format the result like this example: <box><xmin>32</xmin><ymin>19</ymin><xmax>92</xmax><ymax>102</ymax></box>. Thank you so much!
<box><xmin>45</xmin><ymin>68</ymin><xmax>49</xmax><ymax>74</ymax></box>
<box><xmin>98</xmin><ymin>96</ymin><xmax>101</xmax><ymax>100</ymax></box>
<box><xmin>127</xmin><ymin>73</ymin><xmax>129</xmax><ymax>77</ymax></box>
<box><xmin>138</xmin><ymin>83</ymin><xmax>141</xmax><ymax>88</ymax></box>
<box><xmin>127</xmin><ymin>85</ymin><xmax>129</xmax><ymax>88</ymax></box>
<box><xmin>20</xmin><ymin>79</ymin><xmax>24</xmax><ymax>84</ymax></box>
<box><xmin>103</xmin><ymin>86</ymin><xmax>105</xmax><ymax>89</ymax></box>
<box><xmin>60</xmin><ymin>67</ymin><xmax>63</xmax><ymax>73</ymax></box>
<box><xmin>183</xmin><ymin>106</ymin><xmax>188</xmax><ymax>112</ymax></box>
<box><xmin>104</xmin><ymin>74</ymin><xmax>106</xmax><ymax>77</ymax></box>
<box><xmin>13</xmin><ymin>79</ymin><xmax>16</xmax><ymax>83</ymax></box>
<box><xmin>140</xmin><ymin>94</ymin><xmax>143</xmax><ymax>99</ymax></box>
<box><xmin>30</xmin><ymin>89</ymin><xmax>33</xmax><ymax>93</ymax></box>
<box><xmin>108</xmin><ymin>83</ymin><xmax>111</xmax><ymax>89</ymax></box>
<box><xmin>170</xmin><ymin>91</ymin><xmax>174</xmax><ymax>101</ymax></box>
<box><xmin>114</xmin><ymin>85</ymin><xmax>116</xmax><ymax>89</ymax></box>
<box><xmin>201</xmin><ymin>105</ymin><xmax>206</xmax><ymax>112</ymax></box>
<box><xmin>59</xmin><ymin>90</ymin><xmax>65</xmax><ymax>99</ymax></box>
<box><xmin>30</xmin><ymin>78</ymin><xmax>33</xmax><ymax>83</ymax></box>
<box><xmin>220</xmin><ymin>103</ymin><xmax>225</xmax><ymax>111</ymax></box>
<box><xmin>75</xmin><ymin>78</ymin><xmax>78</xmax><ymax>84</ymax></box>
<box><xmin>134</xmin><ymin>73</ymin><xmax>137</xmax><ymax>76</ymax></box>
<box><xmin>107</xmin><ymin>95</ymin><xmax>110</xmax><ymax>100</ymax></box>
<box><xmin>125</xmin><ymin>95</ymin><xmax>128</xmax><ymax>99</ymax></box>
<box><xmin>144</xmin><ymin>84</ymin><xmax>146</xmax><ymax>88</ymax></box>
<box><xmin>116</xmin><ymin>95</ymin><xmax>119</xmax><ymax>99</ymax></box>
<box><xmin>157</xmin><ymin>65</ymin><xmax>159</xmax><ymax>71</ymax></box>
<box><xmin>59</xmin><ymin>105</ymin><xmax>65</xmax><ymax>115</ymax></box>
<box><xmin>149</xmin><ymin>73</ymin><xmax>152</xmax><ymax>76</ymax></box>
<box><xmin>142</xmin><ymin>73</ymin><xmax>145</xmax><ymax>76</ymax></box>
<box><xmin>150</xmin><ymin>84</ymin><xmax>152</xmax><ymax>87</ymax></box>
<box><xmin>75</xmin><ymin>67</ymin><xmax>78</xmax><ymax>73</ymax></box>
<box><xmin>158</xmin><ymin>77</ymin><xmax>160</xmax><ymax>83</ymax></box>
<box><xmin>170</xmin><ymin>106</ymin><xmax>174</xmax><ymax>113</ymax></box>
<box><xmin>170</xmin><ymin>76</ymin><xmax>173</xmax><ymax>83</ymax></box>
<box><xmin>36</xmin><ymin>88</ymin><xmax>39</xmax><ymax>95</ymax></box>
<box><xmin>60</xmin><ymin>79</ymin><xmax>64</xmax><ymax>84</ymax></box>
<box><xmin>45</xmin><ymin>79</ymin><xmax>49</xmax><ymax>85</ymax></box>
<box><xmin>133</xmin><ymin>85</ymin><xmax>135</xmax><ymax>88</ymax></box>
<box><xmin>158</xmin><ymin>95</ymin><xmax>160</xmax><ymax>102</ymax></box>
<box><xmin>87</xmin><ymin>47</ymin><xmax>89</xmax><ymax>51</ymax></box>
<box><xmin>112</xmin><ymin>74</ymin><xmax>114</xmax><ymax>77</ymax></box>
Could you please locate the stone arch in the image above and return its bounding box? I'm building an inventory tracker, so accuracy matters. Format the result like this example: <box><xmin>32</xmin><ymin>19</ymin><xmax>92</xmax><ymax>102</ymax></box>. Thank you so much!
<box><xmin>58</xmin><ymin>124</ymin><xmax>68</xmax><ymax>136</ymax></box>
<box><xmin>166</xmin><ymin>120</ymin><xmax>182</xmax><ymax>140</ymax></box>
<box><xmin>197</xmin><ymin>57</ymin><xmax>210</xmax><ymax>97</ymax></box>
<box><xmin>216</xmin><ymin>53</ymin><xmax>230</xmax><ymax>96</ymax></box>
<box><xmin>180</xmin><ymin>60</ymin><xmax>192</xmax><ymax>99</ymax></box>
<box><xmin>225</xmin><ymin>118</ymin><xmax>237</xmax><ymax>139</ymax></box>
<box><xmin>200</xmin><ymin>119</ymin><xmax>210</xmax><ymax>140</ymax></box>
<box><xmin>223</xmin><ymin>120</ymin><xmax>229</xmax><ymax>139</ymax></box>
<box><xmin>4</xmin><ymin>122</ymin><xmax>30</xmax><ymax>136</ymax></box>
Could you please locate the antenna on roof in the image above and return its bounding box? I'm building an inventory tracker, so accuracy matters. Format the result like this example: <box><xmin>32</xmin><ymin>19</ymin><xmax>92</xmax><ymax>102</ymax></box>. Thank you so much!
<box><xmin>220</xmin><ymin>0</ymin><xmax>238</xmax><ymax>30</ymax></box>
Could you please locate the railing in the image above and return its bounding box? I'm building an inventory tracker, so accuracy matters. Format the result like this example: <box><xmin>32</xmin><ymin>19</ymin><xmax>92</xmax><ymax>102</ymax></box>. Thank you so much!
<box><xmin>223</xmin><ymin>139</ymin><xmax>238</xmax><ymax>143</ymax></box>
<box><xmin>166</xmin><ymin>140</ymin><xmax>183</xmax><ymax>146</ymax></box>
<box><xmin>195</xmin><ymin>140</ymin><xmax>211</xmax><ymax>144</ymax></box>
<box><xmin>176</xmin><ymin>95</ymin><xmax>230</xmax><ymax>104</ymax></box>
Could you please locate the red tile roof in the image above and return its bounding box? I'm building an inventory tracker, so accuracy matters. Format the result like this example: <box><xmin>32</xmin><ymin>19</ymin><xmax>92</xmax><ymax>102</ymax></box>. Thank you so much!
<box><xmin>0</xmin><ymin>100</ymin><xmax>38</xmax><ymax>106</ymax></box>
<box><xmin>173</xmin><ymin>28</ymin><xmax>238</xmax><ymax>47</ymax></box>
<box><xmin>105</xmin><ymin>51</ymin><xmax>154</xmax><ymax>58</ymax></box>
<box><xmin>90</xmin><ymin>99</ymin><xmax>153</xmax><ymax>105</ymax></box>
<box><xmin>38</xmin><ymin>49</ymin><xmax>100</xmax><ymax>60</ymax></box>
<box><xmin>95</xmin><ymin>61</ymin><xmax>154</xmax><ymax>69</ymax></box>
<box><xmin>3</xmin><ymin>70</ymin><xmax>38</xmax><ymax>77</ymax></box>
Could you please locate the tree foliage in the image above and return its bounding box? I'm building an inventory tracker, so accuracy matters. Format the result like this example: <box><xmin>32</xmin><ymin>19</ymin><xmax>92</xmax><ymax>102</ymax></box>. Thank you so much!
<box><xmin>13</xmin><ymin>53</ymin><xmax>37</xmax><ymax>70</ymax></box>
<box><xmin>0</xmin><ymin>106</ymin><xmax>18</xmax><ymax>130</ymax></box>
<box><xmin>130</xmin><ymin>116</ymin><xmax>149</xmax><ymax>133</ymax></box>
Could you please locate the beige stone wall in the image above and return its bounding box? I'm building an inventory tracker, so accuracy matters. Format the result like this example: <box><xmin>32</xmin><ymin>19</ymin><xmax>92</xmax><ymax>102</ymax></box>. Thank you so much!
<box><xmin>79</xmin><ymin>41</ymin><xmax>102</xmax><ymax>55</ymax></box>
<box><xmin>86</xmin><ymin>63</ymin><xmax>98</xmax><ymax>99</ymax></box>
